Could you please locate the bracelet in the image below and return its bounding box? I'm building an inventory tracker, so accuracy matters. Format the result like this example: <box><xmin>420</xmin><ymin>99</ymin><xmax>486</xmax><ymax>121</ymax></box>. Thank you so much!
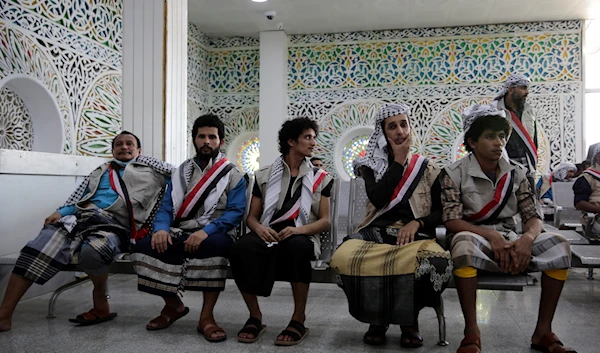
<box><xmin>417</xmin><ymin>219</ymin><xmax>424</xmax><ymax>229</ymax></box>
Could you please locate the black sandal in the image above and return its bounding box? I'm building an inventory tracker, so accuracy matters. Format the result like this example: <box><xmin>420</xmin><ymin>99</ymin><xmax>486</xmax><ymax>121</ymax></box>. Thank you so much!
<box><xmin>274</xmin><ymin>319</ymin><xmax>309</xmax><ymax>346</ymax></box>
<box><xmin>363</xmin><ymin>324</ymin><xmax>389</xmax><ymax>346</ymax></box>
<box><xmin>237</xmin><ymin>317</ymin><xmax>267</xmax><ymax>343</ymax></box>
<box><xmin>400</xmin><ymin>330</ymin><xmax>424</xmax><ymax>348</ymax></box>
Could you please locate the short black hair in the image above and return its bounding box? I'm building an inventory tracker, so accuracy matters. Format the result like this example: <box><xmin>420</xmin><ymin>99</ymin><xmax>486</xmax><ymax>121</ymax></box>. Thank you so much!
<box><xmin>464</xmin><ymin>116</ymin><xmax>511</xmax><ymax>152</ymax></box>
<box><xmin>278</xmin><ymin>117</ymin><xmax>319</xmax><ymax>156</ymax></box>
<box><xmin>310</xmin><ymin>157</ymin><xmax>322</xmax><ymax>163</ymax></box>
<box><xmin>112</xmin><ymin>131</ymin><xmax>141</xmax><ymax>149</ymax></box>
<box><xmin>192</xmin><ymin>114</ymin><xmax>225</xmax><ymax>141</ymax></box>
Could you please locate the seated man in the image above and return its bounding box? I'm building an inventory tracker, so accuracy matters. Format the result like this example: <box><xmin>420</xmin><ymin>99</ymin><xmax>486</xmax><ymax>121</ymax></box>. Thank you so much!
<box><xmin>310</xmin><ymin>157</ymin><xmax>324</xmax><ymax>170</ymax></box>
<box><xmin>0</xmin><ymin>132</ymin><xmax>172</xmax><ymax>332</ymax></box>
<box><xmin>574</xmin><ymin>144</ymin><xmax>600</xmax><ymax>238</ymax></box>
<box><xmin>574</xmin><ymin>160</ymin><xmax>591</xmax><ymax>178</ymax></box>
<box><xmin>131</xmin><ymin>114</ymin><xmax>247</xmax><ymax>342</ymax></box>
<box><xmin>537</xmin><ymin>162</ymin><xmax>577</xmax><ymax>219</ymax></box>
<box><xmin>229</xmin><ymin>117</ymin><xmax>333</xmax><ymax>346</ymax></box>
<box><xmin>440</xmin><ymin>104</ymin><xmax>574</xmax><ymax>353</ymax></box>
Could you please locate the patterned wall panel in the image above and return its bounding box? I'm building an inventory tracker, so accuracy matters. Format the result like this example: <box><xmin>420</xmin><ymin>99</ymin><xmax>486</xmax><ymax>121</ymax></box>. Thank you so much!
<box><xmin>209</xmin><ymin>49</ymin><xmax>260</xmax><ymax>93</ymax></box>
<box><xmin>288</xmin><ymin>21</ymin><xmax>583</xmax><ymax>178</ymax></box>
<box><xmin>1</xmin><ymin>0</ymin><xmax>122</xmax><ymax>155</ymax></box>
<box><xmin>0</xmin><ymin>87</ymin><xmax>33</xmax><ymax>151</ymax></box>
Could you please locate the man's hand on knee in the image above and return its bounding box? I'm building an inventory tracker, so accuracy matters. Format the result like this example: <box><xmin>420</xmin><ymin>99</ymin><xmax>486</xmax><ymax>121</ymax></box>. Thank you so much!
<box><xmin>151</xmin><ymin>230</ymin><xmax>172</xmax><ymax>253</ymax></box>
<box><xmin>44</xmin><ymin>212</ymin><xmax>62</xmax><ymax>226</ymax></box>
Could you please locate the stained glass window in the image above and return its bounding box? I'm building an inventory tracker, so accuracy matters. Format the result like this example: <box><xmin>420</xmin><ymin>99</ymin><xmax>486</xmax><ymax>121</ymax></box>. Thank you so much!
<box><xmin>456</xmin><ymin>142</ymin><xmax>469</xmax><ymax>160</ymax></box>
<box><xmin>236</xmin><ymin>137</ymin><xmax>260</xmax><ymax>174</ymax></box>
<box><xmin>342</xmin><ymin>134</ymin><xmax>370</xmax><ymax>178</ymax></box>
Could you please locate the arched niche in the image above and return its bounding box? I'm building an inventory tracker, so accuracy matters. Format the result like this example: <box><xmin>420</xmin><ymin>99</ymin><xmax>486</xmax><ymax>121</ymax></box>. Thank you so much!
<box><xmin>0</xmin><ymin>74</ymin><xmax>64</xmax><ymax>153</ymax></box>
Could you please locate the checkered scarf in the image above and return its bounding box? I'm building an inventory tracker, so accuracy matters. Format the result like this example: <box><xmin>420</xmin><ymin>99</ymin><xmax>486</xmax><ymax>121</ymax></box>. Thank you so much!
<box><xmin>260</xmin><ymin>155</ymin><xmax>314</xmax><ymax>227</ymax></box>
<box><xmin>353</xmin><ymin>103</ymin><xmax>411</xmax><ymax>182</ymax></box>
<box><xmin>462</xmin><ymin>104</ymin><xmax>507</xmax><ymax>137</ymax></box>
<box><xmin>552</xmin><ymin>162</ymin><xmax>577</xmax><ymax>181</ymax></box>
<box><xmin>62</xmin><ymin>155</ymin><xmax>175</xmax><ymax>208</ymax></box>
<box><xmin>494</xmin><ymin>74</ymin><xmax>531</xmax><ymax>101</ymax></box>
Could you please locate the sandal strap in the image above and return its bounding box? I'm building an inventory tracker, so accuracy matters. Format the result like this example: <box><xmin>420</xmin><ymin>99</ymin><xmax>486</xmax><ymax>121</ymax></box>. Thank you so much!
<box><xmin>366</xmin><ymin>324</ymin><xmax>389</xmax><ymax>335</ymax></box>
<box><xmin>238</xmin><ymin>317</ymin><xmax>262</xmax><ymax>336</ymax></box>
<box><xmin>539</xmin><ymin>332</ymin><xmax>563</xmax><ymax>348</ymax></box>
<box><xmin>203</xmin><ymin>323</ymin><xmax>225</xmax><ymax>337</ymax></box>
<box><xmin>287</xmin><ymin>319</ymin><xmax>306</xmax><ymax>336</ymax></box>
<box><xmin>279</xmin><ymin>329</ymin><xmax>301</xmax><ymax>341</ymax></box>
<box><xmin>460</xmin><ymin>334</ymin><xmax>481</xmax><ymax>348</ymax></box>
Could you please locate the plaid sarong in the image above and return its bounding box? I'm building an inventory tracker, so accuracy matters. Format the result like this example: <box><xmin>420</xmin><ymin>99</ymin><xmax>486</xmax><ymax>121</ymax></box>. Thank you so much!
<box><xmin>330</xmin><ymin>229</ymin><xmax>452</xmax><ymax>326</ymax></box>
<box><xmin>451</xmin><ymin>231</ymin><xmax>572</xmax><ymax>272</ymax></box>
<box><xmin>13</xmin><ymin>210</ymin><xmax>127</xmax><ymax>284</ymax></box>
<box><xmin>131</xmin><ymin>231</ymin><xmax>231</xmax><ymax>297</ymax></box>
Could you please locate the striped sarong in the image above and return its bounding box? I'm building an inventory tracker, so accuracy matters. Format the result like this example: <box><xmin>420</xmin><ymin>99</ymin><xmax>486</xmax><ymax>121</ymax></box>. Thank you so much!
<box><xmin>13</xmin><ymin>210</ymin><xmax>126</xmax><ymax>284</ymax></box>
<box><xmin>131</xmin><ymin>231</ymin><xmax>232</xmax><ymax>297</ymax></box>
<box><xmin>451</xmin><ymin>231</ymin><xmax>571</xmax><ymax>272</ymax></box>
<box><xmin>330</xmin><ymin>232</ymin><xmax>452</xmax><ymax>326</ymax></box>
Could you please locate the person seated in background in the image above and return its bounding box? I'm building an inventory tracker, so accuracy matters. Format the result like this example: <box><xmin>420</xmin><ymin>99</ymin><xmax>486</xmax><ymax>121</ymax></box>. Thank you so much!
<box><xmin>441</xmin><ymin>104</ymin><xmax>573</xmax><ymax>353</ymax></box>
<box><xmin>537</xmin><ymin>162</ymin><xmax>577</xmax><ymax>220</ymax></box>
<box><xmin>229</xmin><ymin>117</ymin><xmax>333</xmax><ymax>346</ymax></box>
<box><xmin>310</xmin><ymin>156</ymin><xmax>324</xmax><ymax>170</ymax></box>
<box><xmin>130</xmin><ymin>115</ymin><xmax>247</xmax><ymax>342</ymax></box>
<box><xmin>574</xmin><ymin>160</ymin><xmax>591</xmax><ymax>178</ymax></box>
<box><xmin>574</xmin><ymin>144</ymin><xmax>600</xmax><ymax>239</ymax></box>
<box><xmin>0</xmin><ymin>132</ymin><xmax>172</xmax><ymax>332</ymax></box>
<box><xmin>330</xmin><ymin>103</ymin><xmax>452</xmax><ymax>348</ymax></box>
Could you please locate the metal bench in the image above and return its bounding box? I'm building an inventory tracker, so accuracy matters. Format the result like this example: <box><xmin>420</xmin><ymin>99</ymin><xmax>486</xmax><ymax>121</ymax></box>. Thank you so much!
<box><xmin>570</xmin><ymin>245</ymin><xmax>600</xmax><ymax>280</ymax></box>
<box><xmin>542</xmin><ymin>224</ymin><xmax>589</xmax><ymax>245</ymax></box>
<box><xmin>552</xmin><ymin>181</ymin><xmax>582</xmax><ymax>230</ymax></box>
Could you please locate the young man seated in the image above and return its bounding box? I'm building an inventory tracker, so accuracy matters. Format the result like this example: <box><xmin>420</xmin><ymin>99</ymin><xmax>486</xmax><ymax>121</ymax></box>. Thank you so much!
<box><xmin>440</xmin><ymin>104</ymin><xmax>574</xmax><ymax>353</ymax></box>
<box><xmin>573</xmin><ymin>144</ymin><xmax>600</xmax><ymax>238</ymax></box>
<box><xmin>229</xmin><ymin>117</ymin><xmax>333</xmax><ymax>346</ymax></box>
<box><xmin>0</xmin><ymin>132</ymin><xmax>172</xmax><ymax>332</ymax></box>
<box><xmin>130</xmin><ymin>115</ymin><xmax>247</xmax><ymax>341</ymax></box>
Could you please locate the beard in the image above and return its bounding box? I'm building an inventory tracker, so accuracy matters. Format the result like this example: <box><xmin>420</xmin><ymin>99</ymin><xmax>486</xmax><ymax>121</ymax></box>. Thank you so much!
<box><xmin>510</xmin><ymin>91</ymin><xmax>526</xmax><ymax>112</ymax></box>
<box><xmin>195</xmin><ymin>145</ymin><xmax>219</xmax><ymax>160</ymax></box>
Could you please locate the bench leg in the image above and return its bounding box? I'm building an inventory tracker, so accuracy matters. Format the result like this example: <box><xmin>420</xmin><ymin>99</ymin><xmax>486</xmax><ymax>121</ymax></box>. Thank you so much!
<box><xmin>434</xmin><ymin>297</ymin><xmax>449</xmax><ymax>346</ymax></box>
<box><xmin>47</xmin><ymin>277</ymin><xmax>91</xmax><ymax>318</ymax></box>
<box><xmin>588</xmin><ymin>268</ymin><xmax>595</xmax><ymax>280</ymax></box>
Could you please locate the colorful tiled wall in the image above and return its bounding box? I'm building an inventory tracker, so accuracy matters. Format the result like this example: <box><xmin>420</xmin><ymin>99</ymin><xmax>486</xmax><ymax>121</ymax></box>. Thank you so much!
<box><xmin>288</xmin><ymin>21</ymin><xmax>583</xmax><ymax>177</ymax></box>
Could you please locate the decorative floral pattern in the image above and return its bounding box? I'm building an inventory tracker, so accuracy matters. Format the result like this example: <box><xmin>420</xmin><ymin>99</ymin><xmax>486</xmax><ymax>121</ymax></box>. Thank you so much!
<box><xmin>0</xmin><ymin>87</ymin><xmax>33</xmax><ymax>150</ymax></box>
<box><xmin>209</xmin><ymin>49</ymin><xmax>260</xmax><ymax>93</ymax></box>
<box><xmin>237</xmin><ymin>136</ymin><xmax>260</xmax><ymax>174</ymax></box>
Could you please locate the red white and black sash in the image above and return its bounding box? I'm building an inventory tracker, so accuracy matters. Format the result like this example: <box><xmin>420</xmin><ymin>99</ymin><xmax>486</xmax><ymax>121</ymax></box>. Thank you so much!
<box><xmin>269</xmin><ymin>168</ymin><xmax>328</xmax><ymax>225</ymax></box>
<box><xmin>465</xmin><ymin>170</ymin><xmax>515</xmax><ymax>224</ymax></box>
<box><xmin>584</xmin><ymin>169</ymin><xmax>600</xmax><ymax>182</ymax></box>
<box><xmin>509</xmin><ymin>110</ymin><xmax>537</xmax><ymax>167</ymax></box>
<box><xmin>174</xmin><ymin>157</ymin><xmax>234</xmax><ymax>224</ymax></box>
<box><xmin>108</xmin><ymin>162</ymin><xmax>148</xmax><ymax>243</ymax></box>
<box><xmin>378</xmin><ymin>154</ymin><xmax>428</xmax><ymax>215</ymax></box>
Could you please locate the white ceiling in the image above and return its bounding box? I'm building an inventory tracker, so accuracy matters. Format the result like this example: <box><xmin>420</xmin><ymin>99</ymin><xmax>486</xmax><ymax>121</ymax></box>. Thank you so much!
<box><xmin>188</xmin><ymin>0</ymin><xmax>600</xmax><ymax>37</ymax></box>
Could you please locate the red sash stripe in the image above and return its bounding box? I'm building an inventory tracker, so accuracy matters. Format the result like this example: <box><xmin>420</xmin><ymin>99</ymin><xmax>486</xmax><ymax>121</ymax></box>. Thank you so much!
<box><xmin>109</xmin><ymin>165</ymin><xmax>145</xmax><ymax>242</ymax></box>
<box><xmin>466</xmin><ymin>171</ymin><xmax>512</xmax><ymax>223</ymax></box>
<box><xmin>380</xmin><ymin>154</ymin><xmax>427</xmax><ymax>214</ymax></box>
<box><xmin>509</xmin><ymin>110</ymin><xmax>537</xmax><ymax>164</ymax></box>
<box><xmin>270</xmin><ymin>169</ymin><xmax>328</xmax><ymax>225</ymax></box>
<box><xmin>584</xmin><ymin>169</ymin><xmax>600</xmax><ymax>181</ymax></box>
<box><xmin>176</xmin><ymin>158</ymin><xmax>230</xmax><ymax>220</ymax></box>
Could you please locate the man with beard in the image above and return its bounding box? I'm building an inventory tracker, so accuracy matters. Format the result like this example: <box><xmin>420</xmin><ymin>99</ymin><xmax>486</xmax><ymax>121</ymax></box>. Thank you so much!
<box><xmin>491</xmin><ymin>74</ymin><xmax>539</xmax><ymax>175</ymax></box>
<box><xmin>130</xmin><ymin>115</ymin><xmax>247</xmax><ymax>342</ymax></box>
<box><xmin>0</xmin><ymin>132</ymin><xmax>172</xmax><ymax>331</ymax></box>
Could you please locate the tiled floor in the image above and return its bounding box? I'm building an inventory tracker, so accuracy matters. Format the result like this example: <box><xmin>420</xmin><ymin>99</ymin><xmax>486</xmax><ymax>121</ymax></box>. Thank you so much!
<box><xmin>0</xmin><ymin>269</ymin><xmax>599</xmax><ymax>353</ymax></box>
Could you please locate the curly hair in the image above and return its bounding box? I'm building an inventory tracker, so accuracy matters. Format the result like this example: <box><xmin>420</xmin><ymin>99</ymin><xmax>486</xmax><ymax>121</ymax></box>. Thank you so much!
<box><xmin>191</xmin><ymin>114</ymin><xmax>225</xmax><ymax>141</ymax></box>
<box><xmin>464</xmin><ymin>115</ymin><xmax>511</xmax><ymax>152</ymax></box>
<box><xmin>278</xmin><ymin>117</ymin><xmax>319</xmax><ymax>156</ymax></box>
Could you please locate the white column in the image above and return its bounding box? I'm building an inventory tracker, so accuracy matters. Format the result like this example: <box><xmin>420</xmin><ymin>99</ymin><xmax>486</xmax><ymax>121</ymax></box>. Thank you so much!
<box><xmin>259</xmin><ymin>31</ymin><xmax>288</xmax><ymax>167</ymax></box>
<box><xmin>122</xmin><ymin>0</ymin><xmax>187</xmax><ymax>165</ymax></box>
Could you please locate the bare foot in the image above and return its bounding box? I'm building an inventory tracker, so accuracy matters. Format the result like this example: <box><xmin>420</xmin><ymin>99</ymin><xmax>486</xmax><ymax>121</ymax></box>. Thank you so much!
<box><xmin>0</xmin><ymin>315</ymin><xmax>12</xmax><ymax>332</ymax></box>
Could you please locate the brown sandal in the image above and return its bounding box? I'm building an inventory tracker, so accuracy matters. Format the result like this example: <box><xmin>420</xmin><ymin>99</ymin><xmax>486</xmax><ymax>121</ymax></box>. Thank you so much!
<box><xmin>531</xmin><ymin>332</ymin><xmax>577</xmax><ymax>353</ymax></box>
<box><xmin>457</xmin><ymin>334</ymin><xmax>481</xmax><ymax>353</ymax></box>
<box><xmin>69</xmin><ymin>308</ymin><xmax>117</xmax><ymax>326</ymax></box>
<box><xmin>197</xmin><ymin>322</ymin><xmax>227</xmax><ymax>343</ymax></box>
<box><xmin>146</xmin><ymin>305</ymin><xmax>189</xmax><ymax>331</ymax></box>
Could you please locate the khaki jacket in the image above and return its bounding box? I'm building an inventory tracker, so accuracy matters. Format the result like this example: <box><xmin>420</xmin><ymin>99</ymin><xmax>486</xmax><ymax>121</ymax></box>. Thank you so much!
<box><xmin>76</xmin><ymin>161</ymin><xmax>167</xmax><ymax>229</ymax></box>
<box><xmin>445</xmin><ymin>154</ymin><xmax>528</xmax><ymax>232</ymax></box>
<box><xmin>356</xmin><ymin>155</ymin><xmax>440</xmax><ymax>232</ymax></box>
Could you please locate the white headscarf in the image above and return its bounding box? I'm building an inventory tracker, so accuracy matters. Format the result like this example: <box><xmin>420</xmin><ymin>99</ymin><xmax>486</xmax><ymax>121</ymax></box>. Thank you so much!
<box><xmin>462</xmin><ymin>104</ymin><xmax>507</xmax><ymax>137</ymax></box>
<box><xmin>353</xmin><ymin>103</ymin><xmax>411</xmax><ymax>182</ymax></box>
<box><xmin>552</xmin><ymin>162</ymin><xmax>577</xmax><ymax>181</ymax></box>
<box><xmin>494</xmin><ymin>74</ymin><xmax>531</xmax><ymax>101</ymax></box>
<box><xmin>592</xmin><ymin>144</ymin><xmax>600</xmax><ymax>168</ymax></box>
